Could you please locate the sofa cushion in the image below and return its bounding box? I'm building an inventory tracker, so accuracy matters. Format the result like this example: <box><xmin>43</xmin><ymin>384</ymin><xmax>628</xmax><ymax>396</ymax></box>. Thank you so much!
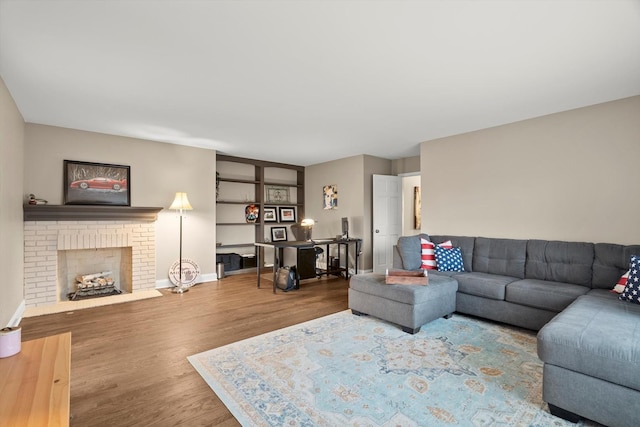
<box><xmin>472</xmin><ymin>237</ymin><xmax>527</xmax><ymax>278</ymax></box>
<box><xmin>434</xmin><ymin>245</ymin><xmax>464</xmax><ymax>272</ymax></box>
<box><xmin>454</xmin><ymin>272</ymin><xmax>518</xmax><ymax>301</ymax></box>
<box><xmin>506</xmin><ymin>279</ymin><xmax>590</xmax><ymax>312</ymax></box>
<box><xmin>525</xmin><ymin>240</ymin><xmax>594</xmax><ymax>287</ymax></box>
<box><xmin>587</xmin><ymin>288</ymin><xmax>622</xmax><ymax>299</ymax></box>
<box><xmin>592</xmin><ymin>243</ymin><xmax>640</xmax><ymax>289</ymax></box>
<box><xmin>426</xmin><ymin>270</ymin><xmax>466</xmax><ymax>278</ymax></box>
<box><xmin>430</xmin><ymin>235</ymin><xmax>475</xmax><ymax>272</ymax></box>
<box><xmin>619</xmin><ymin>255</ymin><xmax>640</xmax><ymax>305</ymax></box>
<box><xmin>537</xmin><ymin>294</ymin><xmax>640</xmax><ymax>392</ymax></box>
<box><xmin>396</xmin><ymin>233</ymin><xmax>430</xmax><ymax>270</ymax></box>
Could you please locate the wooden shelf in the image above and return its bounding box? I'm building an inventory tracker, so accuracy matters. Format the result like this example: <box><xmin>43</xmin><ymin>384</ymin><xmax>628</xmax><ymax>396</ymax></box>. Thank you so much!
<box><xmin>264</xmin><ymin>181</ymin><xmax>302</xmax><ymax>188</ymax></box>
<box><xmin>263</xmin><ymin>202</ymin><xmax>304</xmax><ymax>207</ymax></box>
<box><xmin>216</xmin><ymin>200</ymin><xmax>260</xmax><ymax>205</ymax></box>
<box><xmin>24</xmin><ymin>205</ymin><xmax>163</xmax><ymax>222</ymax></box>
<box><xmin>218</xmin><ymin>177</ymin><xmax>260</xmax><ymax>184</ymax></box>
<box><xmin>217</xmin><ymin>223</ymin><xmax>259</xmax><ymax>226</ymax></box>
<box><xmin>218</xmin><ymin>243</ymin><xmax>255</xmax><ymax>248</ymax></box>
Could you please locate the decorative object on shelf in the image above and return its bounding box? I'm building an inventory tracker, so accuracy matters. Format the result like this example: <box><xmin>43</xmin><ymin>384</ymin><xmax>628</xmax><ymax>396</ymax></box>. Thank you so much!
<box><xmin>265</xmin><ymin>185</ymin><xmax>290</xmax><ymax>203</ymax></box>
<box><xmin>27</xmin><ymin>193</ymin><xmax>48</xmax><ymax>205</ymax></box>
<box><xmin>169</xmin><ymin>258</ymin><xmax>201</xmax><ymax>288</ymax></box>
<box><xmin>271</xmin><ymin>226</ymin><xmax>288</xmax><ymax>242</ymax></box>
<box><xmin>245</xmin><ymin>204</ymin><xmax>259</xmax><ymax>223</ymax></box>
<box><xmin>64</xmin><ymin>160</ymin><xmax>130</xmax><ymax>206</ymax></box>
<box><xmin>169</xmin><ymin>192</ymin><xmax>194</xmax><ymax>293</ymax></box>
<box><xmin>278</xmin><ymin>206</ymin><xmax>296</xmax><ymax>222</ymax></box>
<box><xmin>323</xmin><ymin>184</ymin><xmax>338</xmax><ymax>210</ymax></box>
<box><xmin>216</xmin><ymin>171</ymin><xmax>220</xmax><ymax>200</ymax></box>
<box><xmin>414</xmin><ymin>186</ymin><xmax>421</xmax><ymax>229</ymax></box>
<box><xmin>264</xmin><ymin>206</ymin><xmax>278</xmax><ymax>222</ymax></box>
<box><xmin>300</xmin><ymin>218</ymin><xmax>315</xmax><ymax>241</ymax></box>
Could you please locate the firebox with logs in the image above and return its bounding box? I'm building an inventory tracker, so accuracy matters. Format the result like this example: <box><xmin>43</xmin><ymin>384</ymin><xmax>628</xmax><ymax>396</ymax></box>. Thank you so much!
<box><xmin>68</xmin><ymin>271</ymin><xmax>122</xmax><ymax>300</ymax></box>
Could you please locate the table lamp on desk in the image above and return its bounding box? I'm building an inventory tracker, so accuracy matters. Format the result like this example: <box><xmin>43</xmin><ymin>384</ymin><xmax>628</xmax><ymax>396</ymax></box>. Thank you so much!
<box><xmin>300</xmin><ymin>218</ymin><xmax>315</xmax><ymax>241</ymax></box>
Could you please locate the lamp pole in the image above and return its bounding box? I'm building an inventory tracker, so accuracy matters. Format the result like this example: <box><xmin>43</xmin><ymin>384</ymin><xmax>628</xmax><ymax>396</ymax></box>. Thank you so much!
<box><xmin>170</xmin><ymin>192</ymin><xmax>192</xmax><ymax>294</ymax></box>
<box><xmin>179</xmin><ymin>211</ymin><xmax>183</xmax><ymax>287</ymax></box>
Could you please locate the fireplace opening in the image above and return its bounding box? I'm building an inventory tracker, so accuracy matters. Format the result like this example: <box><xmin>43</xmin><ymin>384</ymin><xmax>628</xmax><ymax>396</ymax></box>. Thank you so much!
<box><xmin>57</xmin><ymin>247</ymin><xmax>133</xmax><ymax>302</ymax></box>
<box><xmin>68</xmin><ymin>271</ymin><xmax>123</xmax><ymax>300</ymax></box>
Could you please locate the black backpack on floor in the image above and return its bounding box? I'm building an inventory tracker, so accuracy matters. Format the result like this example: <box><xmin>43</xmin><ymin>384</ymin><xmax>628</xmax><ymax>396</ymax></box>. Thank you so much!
<box><xmin>276</xmin><ymin>265</ymin><xmax>300</xmax><ymax>292</ymax></box>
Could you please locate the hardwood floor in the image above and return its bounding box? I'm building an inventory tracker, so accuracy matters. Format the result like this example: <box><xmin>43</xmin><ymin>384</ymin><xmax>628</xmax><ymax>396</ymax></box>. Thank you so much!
<box><xmin>19</xmin><ymin>273</ymin><xmax>350</xmax><ymax>426</ymax></box>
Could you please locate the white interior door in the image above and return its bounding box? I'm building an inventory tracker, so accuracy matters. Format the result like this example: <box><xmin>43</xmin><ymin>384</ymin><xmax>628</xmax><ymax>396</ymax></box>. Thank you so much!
<box><xmin>372</xmin><ymin>174</ymin><xmax>402</xmax><ymax>274</ymax></box>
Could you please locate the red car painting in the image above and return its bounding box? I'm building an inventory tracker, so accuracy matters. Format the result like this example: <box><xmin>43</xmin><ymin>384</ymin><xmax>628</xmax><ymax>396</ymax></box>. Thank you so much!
<box><xmin>69</xmin><ymin>177</ymin><xmax>127</xmax><ymax>191</ymax></box>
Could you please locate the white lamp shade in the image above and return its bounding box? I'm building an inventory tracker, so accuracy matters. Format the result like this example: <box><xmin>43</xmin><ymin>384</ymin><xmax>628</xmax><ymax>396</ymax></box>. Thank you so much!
<box><xmin>301</xmin><ymin>218</ymin><xmax>315</xmax><ymax>227</ymax></box>
<box><xmin>170</xmin><ymin>192</ymin><xmax>193</xmax><ymax>211</ymax></box>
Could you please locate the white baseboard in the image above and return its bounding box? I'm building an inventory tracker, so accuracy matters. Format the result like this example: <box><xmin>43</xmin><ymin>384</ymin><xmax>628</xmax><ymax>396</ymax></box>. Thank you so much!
<box><xmin>200</xmin><ymin>273</ymin><xmax>218</xmax><ymax>282</ymax></box>
<box><xmin>155</xmin><ymin>279</ymin><xmax>173</xmax><ymax>289</ymax></box>
<box><xmin>155</xmin><ymin>272</ymin><xmax>219</xmax><ymax>289</ymax></box>
<box><xmin>7</xmin><ymin>299</ymin><xmax>25</xmax><ymax>327</ymax></box>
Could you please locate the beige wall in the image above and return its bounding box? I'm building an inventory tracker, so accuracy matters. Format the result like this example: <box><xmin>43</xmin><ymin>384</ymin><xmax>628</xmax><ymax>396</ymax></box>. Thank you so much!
<box><xmin>306</xmin><ymin>155</ymin><xmax>364</xmax><ymax>237</ymax></box>
<box><xmin>421</xmin><ymin>96</ymin><xmax>640</xmax><ymax>245</ymax></box>
<box><xmin>0</xmin><ymin>77</ymin><xmax>25</xmax><ymax>327</ymax></box>
<box><xmin>305</xmin><ymin>154</ymin><xmax>391</xmax><ymax>271</ymax></box>
<box><xmin>392</xmin><ymin>155</ymin><xmax>420</xmax><ymax>175</ymax></box>
<box><xmin>24</xmin><ymin>124</ymin><xmax>217</xmax><ymax>283</ymax></box>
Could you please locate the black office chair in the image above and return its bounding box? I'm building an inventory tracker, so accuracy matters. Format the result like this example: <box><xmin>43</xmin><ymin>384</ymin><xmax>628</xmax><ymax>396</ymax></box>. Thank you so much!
<box><xmin>314</xmin><ymin>246</ymin><xmax>324</xmax><ymax>277</ymax></box>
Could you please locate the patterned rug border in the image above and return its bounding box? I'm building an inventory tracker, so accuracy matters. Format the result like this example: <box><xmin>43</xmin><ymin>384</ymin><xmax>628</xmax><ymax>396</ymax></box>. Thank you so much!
<box><xmin>188</xmin><ymin>312</ymin><xmax>353</xmax><ymax>426</ymax></box>
<box><xmin>189</xmin><ymin>310</ymin><xmax>577</xmax><ymax>426</ymax></box>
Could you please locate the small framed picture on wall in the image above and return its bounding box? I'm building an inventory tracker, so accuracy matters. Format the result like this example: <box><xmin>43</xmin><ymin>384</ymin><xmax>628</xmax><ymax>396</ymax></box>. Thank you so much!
<box><xmin>278</xmin><ymin>207</ymin><xmax>296</xmax><ymax>223</ymax></box>
<box><xmin>271</xmin><ymin>227</ymin><xmax>288</xmax><ymax>242</ymax></box>
<box><xmin>264</xmin><ymin>207</ymin><xmax>278</xmax><ymax>222</ymax></box>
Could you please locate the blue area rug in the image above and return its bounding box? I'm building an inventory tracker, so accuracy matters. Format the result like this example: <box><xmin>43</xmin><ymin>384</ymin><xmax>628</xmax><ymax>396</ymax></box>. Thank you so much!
<box><xmin>188</xmin><ymin>311</ymin><xmax>577</xmax><ymax>426</ymax></box>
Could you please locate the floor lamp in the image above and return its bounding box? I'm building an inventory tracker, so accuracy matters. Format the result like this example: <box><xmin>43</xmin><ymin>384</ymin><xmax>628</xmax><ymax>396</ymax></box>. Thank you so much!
<box><xmin>170</xmin><ymin>192</ymin><xmax>193</xmax><ymax>293</ymax></box>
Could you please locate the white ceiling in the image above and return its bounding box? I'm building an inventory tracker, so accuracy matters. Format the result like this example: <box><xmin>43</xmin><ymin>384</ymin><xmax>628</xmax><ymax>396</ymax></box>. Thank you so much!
<box><xmin>1</xmin><ymin>1</ymin><xmax>639</xmax><ymax>166</ymax></box>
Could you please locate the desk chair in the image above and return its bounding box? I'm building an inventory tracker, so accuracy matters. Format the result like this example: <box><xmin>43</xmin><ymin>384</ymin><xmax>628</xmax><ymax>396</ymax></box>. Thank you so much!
<box><xmin>314</xmin><ymin>246</ymin><xmax>324</xmax><ymax>277</ymax></box>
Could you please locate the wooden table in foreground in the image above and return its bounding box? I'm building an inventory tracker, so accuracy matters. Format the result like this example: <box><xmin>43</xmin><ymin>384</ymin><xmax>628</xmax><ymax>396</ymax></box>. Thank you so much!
<box><xmin>0</xmin><ymin>332</ymin><xmax>71</xmax><ymax>427</ymax></box>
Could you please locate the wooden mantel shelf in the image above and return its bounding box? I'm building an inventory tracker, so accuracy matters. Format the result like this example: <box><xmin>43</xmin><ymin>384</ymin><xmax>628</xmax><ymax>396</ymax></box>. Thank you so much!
<box><xmin>24</xmin><ymin>204</ymin><xmax>164</xmax><ymax>222</ymax></box>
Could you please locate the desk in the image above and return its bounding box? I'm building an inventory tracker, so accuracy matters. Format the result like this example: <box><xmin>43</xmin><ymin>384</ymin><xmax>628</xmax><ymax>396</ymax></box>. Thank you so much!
<box><xmin>255</xmin><ymin>238</ymin><xmax>361</xmax><ymax>293</ymax></box>
<box><xmin>0</xmin><ymin>332</ymin><xmax>71</xmax><ymax>426</ymax></box>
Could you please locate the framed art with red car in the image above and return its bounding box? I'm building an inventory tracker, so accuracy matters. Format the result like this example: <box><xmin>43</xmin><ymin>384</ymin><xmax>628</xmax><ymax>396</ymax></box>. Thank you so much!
<box><xmin>64</xmin><ymin>160</ymin><xmax>131</xmax><ymax>206</ymax></box>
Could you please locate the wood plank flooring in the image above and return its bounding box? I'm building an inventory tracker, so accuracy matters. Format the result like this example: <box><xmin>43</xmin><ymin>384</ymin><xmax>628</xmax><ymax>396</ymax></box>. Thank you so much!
<box><xmin>19</xmin><ymin>273</ymin><xmax>350</xmax><ymax>426</ymax></box>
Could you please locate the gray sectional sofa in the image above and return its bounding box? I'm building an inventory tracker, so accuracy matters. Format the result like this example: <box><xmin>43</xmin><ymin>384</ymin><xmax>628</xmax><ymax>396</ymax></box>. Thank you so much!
<box><xmin>384</xmin><ymin>234</ymin><xmax>640</xmax><ymax>427</ymax></box>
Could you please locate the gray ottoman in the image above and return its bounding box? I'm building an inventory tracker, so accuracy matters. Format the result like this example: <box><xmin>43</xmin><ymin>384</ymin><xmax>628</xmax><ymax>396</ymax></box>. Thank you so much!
<box><xmin>348</xmin><ymin>273</ymin><xmax>458</xmax><ymax>334</ymax></box>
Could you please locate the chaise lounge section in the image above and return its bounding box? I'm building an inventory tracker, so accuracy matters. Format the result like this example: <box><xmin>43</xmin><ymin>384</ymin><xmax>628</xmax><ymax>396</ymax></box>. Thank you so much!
<box><xmin>348</xmin><ymin>234</ymin><xmax>640</xmax><ymax>426</ymax></box>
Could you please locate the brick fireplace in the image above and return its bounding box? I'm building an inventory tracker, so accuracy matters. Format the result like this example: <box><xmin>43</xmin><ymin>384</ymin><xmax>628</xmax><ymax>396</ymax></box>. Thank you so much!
<box><xmin>23</xmin><ymin>205</ymin><xmax>162</xmax><ymax>309</ymax></box>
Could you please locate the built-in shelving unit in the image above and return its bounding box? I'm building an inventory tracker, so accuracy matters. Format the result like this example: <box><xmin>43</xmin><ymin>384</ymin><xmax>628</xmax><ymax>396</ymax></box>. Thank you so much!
<box><xmin>216</xmin><ymin>154</ymin><xmax>304</xmax><ymax>274</ymax></box>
